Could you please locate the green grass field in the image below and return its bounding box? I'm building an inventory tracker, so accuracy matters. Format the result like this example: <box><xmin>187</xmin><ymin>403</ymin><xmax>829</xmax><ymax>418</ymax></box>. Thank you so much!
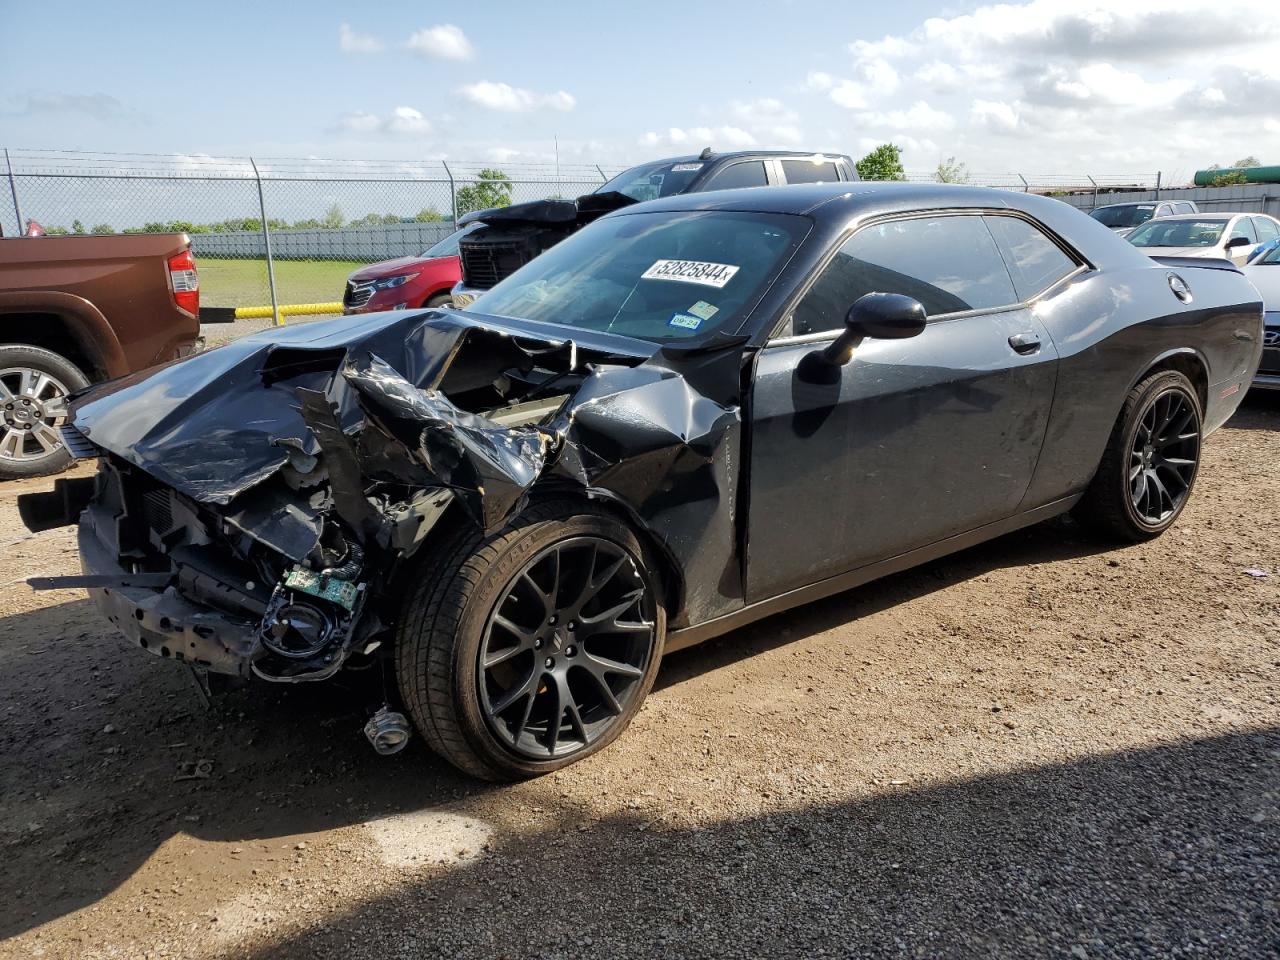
<box><xmin>197</xmin><ymin>258</ymin><xmax>366</xmax><ymax>308</ymax></box>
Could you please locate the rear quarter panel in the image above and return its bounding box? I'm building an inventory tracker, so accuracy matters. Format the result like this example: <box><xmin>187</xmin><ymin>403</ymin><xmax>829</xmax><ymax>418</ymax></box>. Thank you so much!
<box><xmin>0</xmin><ymin>234</ymin><xmax>200</xmax><ymax>374</ymax></box>
<box><xmin>1022</xmin><ymin>263</ymin><xmax>1262</xmax><ymax>508</ymax></box>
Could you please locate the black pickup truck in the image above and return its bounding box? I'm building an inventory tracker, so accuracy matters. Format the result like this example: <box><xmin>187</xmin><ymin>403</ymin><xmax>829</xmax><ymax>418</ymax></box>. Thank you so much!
<box><xmin>449</xmin><ymin>149</ymin><xmax>856</xmax><ymax>307</ymax></box>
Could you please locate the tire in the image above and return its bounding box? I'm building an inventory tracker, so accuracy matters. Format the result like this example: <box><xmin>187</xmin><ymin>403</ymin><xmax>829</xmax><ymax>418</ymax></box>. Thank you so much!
<box><xmin>1075</xmin><ymin>369</ymin><xmax>1203</xmax><ymax>542</ymax></box>
<box><xmin>425</xmin><ymin>292</ymin><xmax>453</xmax><ymax>309</ymax></box>
<box><xmin>395</xmin><ymin>500</ymin><xmax>666</xmax><ymax>781</ymax></box>
<box><xmin>0</xmin><ymin>344</ymin><xmax>90</xmax><ymax>480</ymax></box>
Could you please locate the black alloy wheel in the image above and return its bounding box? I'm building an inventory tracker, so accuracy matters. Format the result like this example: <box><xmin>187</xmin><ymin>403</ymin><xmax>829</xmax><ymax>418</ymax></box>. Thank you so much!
<box><xmin>1076</xmin><ymin>368</ymin><xmax>1203</xmax><ymax>542</ymax></box>
<box><xmin>1128</xmin><ymin>386</ymin><xmax>1200</xmax><ymax>525</ymax></box>
<box><xmin>477</xmin><ymin>536</ymin><xmax>656</xmax><ymax>759</ymax></box>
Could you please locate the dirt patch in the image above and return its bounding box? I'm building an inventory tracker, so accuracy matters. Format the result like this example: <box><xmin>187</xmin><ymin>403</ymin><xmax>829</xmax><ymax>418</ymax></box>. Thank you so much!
<box><xmin>1</xmin><ymin>396</ymin><xmax>1277</xmax><ymax>959</ymax></box>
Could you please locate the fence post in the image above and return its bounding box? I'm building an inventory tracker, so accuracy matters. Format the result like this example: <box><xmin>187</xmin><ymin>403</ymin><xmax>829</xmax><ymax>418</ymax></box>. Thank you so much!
<box><xmin>1017</xmin><ymin>173</ymin><xmax>1029</xmax><ymax>194</ymax></box>
<box><xmin>443</xmin><ymin>161</ymin><xmax>457</xmax><ymax>228</ymax></box>
<box><xmin>1155</xmin><ymin>171</ymin><xmax>1162</xmax><ymax>200</ymax></box>
<box><xmin>1087</xmin><ymin>175</ymin><xmax>1098</xmax><ymax>208</ymax></box>
<box><xmin>249</xmin><ymin>157</ymin><xmax>281</xmax><ymax>326</ymax></box>
<box><xmin>595</xmin><ymin>164</ymin><xmax>607</xmax><ymax>183</ymax></box>
<box><xmin>4</xmin><ymin>148</ymin><xmax>23</xmax><ymax>233</ymax></box>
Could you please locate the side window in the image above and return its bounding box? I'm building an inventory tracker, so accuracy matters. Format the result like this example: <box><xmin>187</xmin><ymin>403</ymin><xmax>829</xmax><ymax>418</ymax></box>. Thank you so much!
<box><xmin>789</xmin><ymin>215</ymin><xmax>1016</xmax><ymax>335</ymax></box>
<box><xmin>1156</xmin><ymin>205</ymin><xmax>1173</xmax><ymax>218</ymax></box>
<box><xmin>1252</xmin><ymin>217</ymin><xmax>1279</xmax><ymax>242</ymax></box>
<box><xmin>1230</xmin><ymin>218</ymin><xmax>1258</xmax><ymax>243</ymax></box>
<box><xmin>1175</xmin><ymin>202</ymin><xmax>1196</xmax><ymax>215</ymax></box>
<box><xmin>703</xmin><ymin>161</ymin><xmax>769</xmax><ymax>191</ymax></box>
<box><xmin>984</xmin><ymin>216</ymin><xmax>1079</xmax><ymax>302</ymax></box>
<box><xmin>781</xmin><ymin>159</ymin><xmax>841</xmax><ymax>184</ymax></box>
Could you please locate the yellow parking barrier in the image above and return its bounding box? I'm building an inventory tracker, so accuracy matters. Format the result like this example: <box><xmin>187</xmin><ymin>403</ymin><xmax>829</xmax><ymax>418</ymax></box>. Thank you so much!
<box><xmin>233</xmin><ymin>302</ymin><xmax>343</xmax><ymax>321</ymax></box>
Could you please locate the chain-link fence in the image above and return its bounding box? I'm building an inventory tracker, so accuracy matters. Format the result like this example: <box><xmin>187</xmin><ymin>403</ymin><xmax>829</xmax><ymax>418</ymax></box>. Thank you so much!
<box><xmin>0</xmin><ymin>148</ymin><xmax>1183</xmax><ymax>321</ymax></box>
<box><xmin>0</xmin><ymin>149</ymin><xmax>627</xmax><ymax>320</ymax></box>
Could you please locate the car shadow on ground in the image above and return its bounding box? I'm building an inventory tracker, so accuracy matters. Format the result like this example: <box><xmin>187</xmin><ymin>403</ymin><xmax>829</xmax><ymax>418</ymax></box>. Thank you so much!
<box><xmin>0</xmin><ymin>514</ymin><xmax>1114</xmax><ymax>941</ymax></box>
<box><xmin>659</xmin><ymin>513</ymin><xmax>1112</xmax><ymax>693</ymax></box>
<box><xmin>240</xmin><ymin>727</ymin><xmax>1279</xmax><ymax>957</ymax></box>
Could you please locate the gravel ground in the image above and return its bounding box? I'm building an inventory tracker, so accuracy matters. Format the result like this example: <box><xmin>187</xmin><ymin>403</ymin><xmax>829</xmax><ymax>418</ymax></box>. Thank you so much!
<box><xmin>1</xmin><ymin>393</ymin><xmax>1277</xmax><ymax>959</ymax></box>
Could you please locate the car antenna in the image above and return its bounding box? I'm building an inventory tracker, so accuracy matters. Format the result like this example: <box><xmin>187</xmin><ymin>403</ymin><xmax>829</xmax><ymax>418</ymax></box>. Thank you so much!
<box><xmin>698</xmin><ymin>146</ymin><xmax>713</xmax><ymax>161</ymax></box>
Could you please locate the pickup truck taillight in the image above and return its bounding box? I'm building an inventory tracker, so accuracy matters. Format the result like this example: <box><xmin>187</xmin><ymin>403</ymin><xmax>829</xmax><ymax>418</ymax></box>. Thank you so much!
<box><xmin>168</xmin><ymin>249</ymin><xmax>199</xmax><ymax>317</ymax></box>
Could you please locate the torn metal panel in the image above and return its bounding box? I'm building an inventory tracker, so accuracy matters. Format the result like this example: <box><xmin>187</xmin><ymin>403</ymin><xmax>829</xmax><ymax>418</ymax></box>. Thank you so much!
<box><xmin>344</xmin><ymin>354</ymin><xmax>552</xmax><ymax>533</ymax></box>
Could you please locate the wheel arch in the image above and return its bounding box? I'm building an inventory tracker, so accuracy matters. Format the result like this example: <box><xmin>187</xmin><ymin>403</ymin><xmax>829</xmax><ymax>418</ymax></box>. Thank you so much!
<box><xmin>525</xmin><ymin>482</ymin><xmax>687</xmax><ymax>625</ymax></box>
<box><xmin>0</xmin><ymin>293</ymin><xmax>128</xmax><ymax>381</ymax></box>
<box><xmin>1128</xmin><ymin>347</ymin><xmax>1209</xmax><ymax>412</ymax></box>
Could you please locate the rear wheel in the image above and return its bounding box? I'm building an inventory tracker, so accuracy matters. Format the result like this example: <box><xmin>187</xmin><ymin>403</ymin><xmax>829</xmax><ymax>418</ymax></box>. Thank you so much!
<box><xmin>425</xmin><ymin>292</ymin><xmax>452</xmax><ymax>309</ymax></box>
<box><xmin>1075</xmin><ymin>369</ymin><xmax>1202</xmax><ymax>542</ymax></box>
<box><xmin>0</xmin><ymin>345</ymin><xmax>89</xmax><ymax>480</ymax></box>
<box><xmin>396</xmin><ymin>501</ymin><xmax>665</xmax><ymax>780</ymax></box>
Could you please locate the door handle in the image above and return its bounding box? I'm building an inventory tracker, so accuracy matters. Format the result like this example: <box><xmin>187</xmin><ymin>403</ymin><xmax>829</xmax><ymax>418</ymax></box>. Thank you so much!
<box><xmin>1008</xmin><ymin>332</ymin><xmax>1041</xmax><ymax>355</ymax></box>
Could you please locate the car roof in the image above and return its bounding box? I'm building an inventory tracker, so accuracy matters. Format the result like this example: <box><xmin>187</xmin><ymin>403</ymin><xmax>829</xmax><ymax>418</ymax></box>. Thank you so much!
<box><xmin>606</xmin><ymin>182</ymin><xmax>1156</xmax><ymax>269</ymax></box>
<box><xmin>642</xmin><ymin>150</ymin><xmax>851</xmax><ymax>165</ymax></box>
<box><xmin>1095</xmin><ymin>202</ymin><xmax>1157</xmax><ymax>209</ymax></box>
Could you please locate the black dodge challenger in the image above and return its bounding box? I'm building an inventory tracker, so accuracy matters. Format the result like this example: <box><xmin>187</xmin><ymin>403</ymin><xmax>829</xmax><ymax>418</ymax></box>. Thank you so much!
<box><xmin>22</xmin><ymin>183</ymin><xmax>1263</xmax><ymax>780</ymax></box>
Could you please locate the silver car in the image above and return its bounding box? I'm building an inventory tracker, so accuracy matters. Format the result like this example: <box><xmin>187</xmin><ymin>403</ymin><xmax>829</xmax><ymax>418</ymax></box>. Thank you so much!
<box><xmin>1126</xmin><ymin>212</ymin><xmax>1280</xmax><ymax>265</ymax></box>
<box><xmin>1090</xmin><ymin>200</ymin><xmax>1197</xmax><ymax>238</ymax></box>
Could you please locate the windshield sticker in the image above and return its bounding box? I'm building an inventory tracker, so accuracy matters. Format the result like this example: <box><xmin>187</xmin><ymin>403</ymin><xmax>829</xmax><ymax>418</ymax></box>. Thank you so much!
<box><xmin>642</xmin><ymin>260</ymin><xmax>740</xmax><ymax>289</ymax></box>
<box><xmin>670</xmin><ymin>163</ymin><xmax>703</xmax><ymax>172</ymax></box>
<box><xmin>669</xmin><ymin>312</ymin><xmax>703</xmax><ymax>330</ymax></box>
<box><xmin>687</xmin><ymin>300</ymin><xmax>719</xmax><ymax>321</ymax></box>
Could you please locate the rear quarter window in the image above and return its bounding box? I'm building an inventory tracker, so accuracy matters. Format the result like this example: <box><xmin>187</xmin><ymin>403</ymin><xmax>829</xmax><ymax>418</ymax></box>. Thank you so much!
<box><xmin>984</xmin><ymin>216</ymin><xmax>1079</xmax><ymax>301</ymax></box>
<box><xmin>781</xmin><ymin>159</ymin><xmax>841</xmax><ymax>184</ymax></box>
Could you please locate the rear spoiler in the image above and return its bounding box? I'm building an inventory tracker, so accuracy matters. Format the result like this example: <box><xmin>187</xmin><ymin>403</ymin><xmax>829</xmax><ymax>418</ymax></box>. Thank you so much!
<box><xmin>1150</xmin><ymin>256</ymin><xmax>1241</xmax><ymax>274</ymax></box>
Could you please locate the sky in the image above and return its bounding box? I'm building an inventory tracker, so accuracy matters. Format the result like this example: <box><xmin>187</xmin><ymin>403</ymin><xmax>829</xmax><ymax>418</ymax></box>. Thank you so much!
<box><xmin>2</xmin><ymin>0</ymin><xmax>1279</xmax><ymax>181</ymax></box>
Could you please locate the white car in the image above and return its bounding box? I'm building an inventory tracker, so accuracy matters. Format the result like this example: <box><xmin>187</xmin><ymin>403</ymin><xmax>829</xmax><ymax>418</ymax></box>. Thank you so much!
<box><xmin>1126</xmin><ymin>212</ymin><xmax>1280</xmax><ymax>264</ymax></box>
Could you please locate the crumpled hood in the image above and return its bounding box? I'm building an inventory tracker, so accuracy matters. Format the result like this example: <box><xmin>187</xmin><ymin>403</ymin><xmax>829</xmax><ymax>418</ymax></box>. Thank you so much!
<box><xmin>70</xmin><ymin>309</ymin><xmax>655</xmax><ymax>505</ymax></box>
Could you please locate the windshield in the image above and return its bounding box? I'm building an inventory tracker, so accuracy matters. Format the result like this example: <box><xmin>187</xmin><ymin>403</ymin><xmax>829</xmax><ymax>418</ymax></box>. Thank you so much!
<box><xmin>1090</xmin><ymin>205</ymin><xmax>1156</xmax><ymax>228</ymax></box>
<box><xmin>470</xmin><ymin>210</ymin><xmax>808</xmax><ymax>342</ymax></box>
<box><xmin>420</xmin><ymin>223</ymin><xmax>480</xmax><ymax>259</ymax></box>
<box><xmin>1258</xmin><ymin>240</ymin><xmax>1280</xmax><ymax>265</ymax></box>
<box><xmin>595</xmin><ymin>161</ymin><xmax>705</xmax><ymax>202</ymax></box>
<box><xmin>1127</xmin><ymin>219</ymin><xmax>1228</xmax><ymax>248</ymax></box>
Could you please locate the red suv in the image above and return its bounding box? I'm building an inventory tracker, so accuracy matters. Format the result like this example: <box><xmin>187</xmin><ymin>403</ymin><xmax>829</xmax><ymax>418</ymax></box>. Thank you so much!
<box><xmin>342</xmin><ymin>225</ymin><xmax>477</xmax><ymax>314</ymax></box>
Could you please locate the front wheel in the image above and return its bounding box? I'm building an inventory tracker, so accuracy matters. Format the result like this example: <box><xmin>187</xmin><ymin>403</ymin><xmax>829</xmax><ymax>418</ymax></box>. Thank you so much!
<box><xmin>1075</xmin><ymin>369</ymin><xmax>1203</xmax><ymax>542</ymax></box>
<box><xmin>395</xmin><ymin>501</ymin><xmax>665</xmax><ymax>781</ymax></box>
<box><xmin>0</xmin><ymin>345</ymin><xmax>90</xmax><ymax>480</ymax></box>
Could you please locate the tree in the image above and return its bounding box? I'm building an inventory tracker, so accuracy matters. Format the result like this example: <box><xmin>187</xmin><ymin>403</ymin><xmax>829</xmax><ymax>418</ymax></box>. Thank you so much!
<box><xmin>323</xmin><ymin>203</ymin><xmax>344</xmax><ymax>229</ymax></box>
<box><xmin>44</xmin><ymin>226</ymin><xmax>70</xmax><ymax>235</ymax></box>
<box><xmin>455</xmin><ymin>168</ymin><xmax>514</xmax><ymax>216</ymax></box>
<box><xmin>935</xmin><ymin>156</ymin><xmax>968</xmax><ymax>184</ymax></box>
<box><xmin>1233</xmin><ymin>156</ymin><xmax>1261</xmax><ymax>169</ymax></box>
<box><xmin>1210</xmin><ymin>171</ymin><xmax>1249</xmax><ymax>186</ymax></box>
<box><xmin>415</xmin><ymin>207</ymin><xmax>445</xmax><ymax>222</ymax></box>
<box><xmin>71</xmin><ymin>219</ymin><xmax>86</xmax><ymax>235</ymax></box>
<box><xmin>90</xmin><ymin>223</ymin><xmax>114</xmax><ymax>235</ymax></box>
<box><xmin>855</xmin><ymin>144</ymin><xmax>906</xmax><ymax>182</ymax></box>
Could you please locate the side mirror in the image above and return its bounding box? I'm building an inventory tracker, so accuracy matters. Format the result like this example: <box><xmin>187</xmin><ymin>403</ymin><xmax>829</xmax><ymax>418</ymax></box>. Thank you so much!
<box><xmin>821</xmin><ymin>292</ymin><xmax>927</xmax><ymax>366</ymax></box>
<box><xmin>1225</xmin><ymin>236</ymin><xmax>1251</xmax><ymax>249</ymax></box>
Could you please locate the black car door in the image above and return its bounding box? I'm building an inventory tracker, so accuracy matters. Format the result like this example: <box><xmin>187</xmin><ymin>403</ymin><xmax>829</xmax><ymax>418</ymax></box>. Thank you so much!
<box><xmin>745</xmin><ymin>212</ymin><xmax>1067</xmax><ymax>601</ymax></box>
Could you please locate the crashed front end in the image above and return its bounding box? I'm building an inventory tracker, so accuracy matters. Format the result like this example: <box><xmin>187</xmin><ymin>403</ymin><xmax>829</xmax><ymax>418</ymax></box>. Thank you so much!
<box><xmin>20</xmin><ymin>308</ymin><xmax>744</xmax><ymax>685</ymax></box>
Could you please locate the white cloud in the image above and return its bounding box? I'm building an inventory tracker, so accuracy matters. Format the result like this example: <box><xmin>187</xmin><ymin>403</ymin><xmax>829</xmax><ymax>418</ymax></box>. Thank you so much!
<box><xmin>970</xmin><ymin>99</ymin><xmax>1020</xmax><ymax>132</ymax></box>
<box><xmin>859</xmin><ymin>100</ymin><xmax>954</xmax><ymax>131</ymax></box>
<box><xmin>407</xmin><ymin>24</ymin><xmax>473</xmax><ymax>61</ymax></box>
<box><xmin>914</xmin><ymin>61</ymin><xmax>961</xmax><ymax>88</ymax></box>
<box><xmin>805</xmin><ymin>71</ymin><xmax>836</xmax><ymax>92</ymax></box>
<box><xmin>858</xmin><ymin>58</ymin><xmax>900</xmax><ymax>94</ymax></box>
<box><xmin>457</xmin><ymin>81</ymin><xmax>575</xmax><ymax>112</ymax></box>
<box><xmin>339</xmin><ymin>23</ymin><xmax>381</xmax><ymax>54</ymax></box>
<box><xmin>829</xmin><ymin>80</ymin><xmax>869</xmax><ymax>109</ymax></box>
<box><xmin>386</xmin><ymin>105</ymin><xmax>431</xmax><ymax>135</ymax></box>
<box><xmin>640</xmin><ymin>125</ymin><xmax>756</xmax><ymax>149</ymax></box>
<box><xmin>338</xmin><ymin>106</ymin><xmax>432</xmax><ymax>137</ymax></box>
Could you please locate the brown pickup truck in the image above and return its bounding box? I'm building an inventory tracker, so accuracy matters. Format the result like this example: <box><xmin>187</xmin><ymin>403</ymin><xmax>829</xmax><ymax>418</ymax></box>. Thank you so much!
<box><xmin>0</xmin><ymin>232</ymin><xmax>202</xmax><ymax>478</ymax></box>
